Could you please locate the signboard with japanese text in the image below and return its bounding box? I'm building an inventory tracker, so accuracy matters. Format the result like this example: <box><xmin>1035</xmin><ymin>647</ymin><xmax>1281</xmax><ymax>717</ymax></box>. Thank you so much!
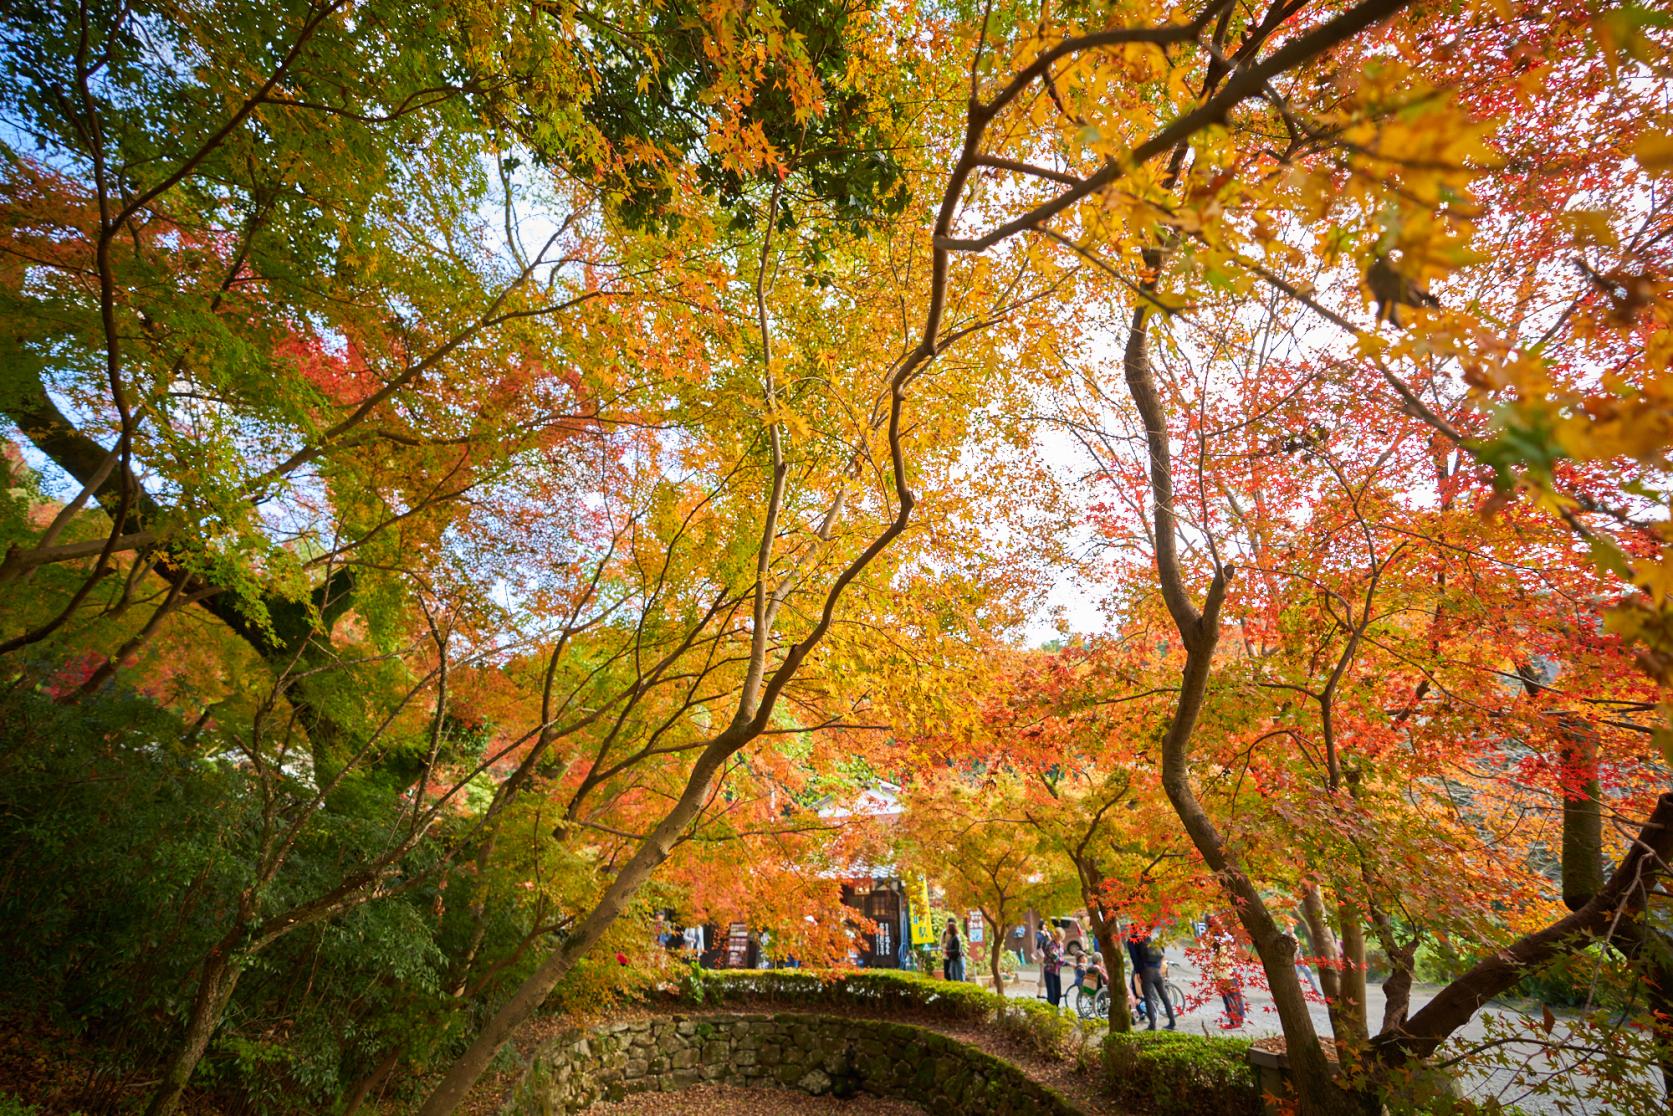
<box><xmin>726</xmin><ymin>922</ymin><xmax>749</xmax><ymax>968</ymax></box>
<box><xmin>907</xmin><ymin>875</ymin><xmax>936</xmax><ymax>946</ymax></box>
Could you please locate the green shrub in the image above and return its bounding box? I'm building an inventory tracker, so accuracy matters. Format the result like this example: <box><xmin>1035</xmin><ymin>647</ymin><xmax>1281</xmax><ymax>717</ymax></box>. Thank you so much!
<box><xmin>995</xmin><ymin>995</ymin><xmax>1077</xmax><ymax>1059</ymax></box>
<box><xmin>673</xmin><ymin>967</ymin><xmax>1090</xmax><ymax>1059</ymax></box>
<box><xmin>1416</xmin><ymin>939</ymin><xmax>1626</xmax><ymax>1009</ymax></box>
<box><xmin>677</xmin><ymin>967</ymin><xmax>996</xmax><ymax>1023</ymax></box>
<box><xmin>1103</xmin><ymin>1030</ymin><xmax>1261</xmax><ymax>1116</ymax></box>
<box><xmin>0</xmin><ymin>1096</ymin><xmax>78</xmax><ymax>1116</ymax></box>
<box><xmin>1413</xmin><ymin>939</ymin><xmax>1472</xmax><ymax>986</ymax></box>
<box><xmin>0</xmin><ymin>685</ymin><xmax>538</xmax><ymax>1113</ymax></box>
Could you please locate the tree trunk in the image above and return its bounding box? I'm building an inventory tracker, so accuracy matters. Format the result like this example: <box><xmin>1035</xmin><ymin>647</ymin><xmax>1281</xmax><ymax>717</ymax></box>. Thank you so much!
<box><xmin>340</xmin><ymin>1047</ymin><xmax>401</xmax><ymax>1116</ymax></box>
<box><xmin>1559</xmin><ymin>726</ymin><xmax>1603</xmax><ymax>912</ymax></box>
<box><xmin>415</xmin><ymin>739</ymin><xmax>736</xmax><ymax>1116</ymax></box>
<box><xmin>1122</xmin><ymin>303</ymin><xmax>1335</xmax><ymax>1112</ymax></box>
<box><xmin>1084</xmin><ymin>894</ymin><xmax>1130</xmax><ymax>1031</ymax></box>
<box><xmin>1377</xmin><ymin>939</ymin><xmax>1417</xmax><ymax>1034</ymax></box>
<box><xmin>1301</xmin><ymin>885</ymin><xmax>1343</xmax><ymax>1005</ymax></box>
<box><xmin>143</xmin><ymin>940</ymin><xmax>244</xmax><ymax>1116</ymax></box>
<box><xmin>1375</xmin><ymin>792</ymin><xmax>1673</xmax><ymax>1067</ymax></box>
<box><xmin>1336</xmin><ymin>899</ymin><xmax>1368</xmax><ymax>1043</ymax></box>
<box><xmin>1168</xmin><ymin>779</ymin><xmax>1336</xmax><ymax>1109</ymax></box>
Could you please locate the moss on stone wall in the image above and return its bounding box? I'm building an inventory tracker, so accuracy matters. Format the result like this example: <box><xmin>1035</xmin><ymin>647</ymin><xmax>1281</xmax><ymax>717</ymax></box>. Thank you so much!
<box><xmin>502</xmin><ymin>1012</ymin><xmax>1084</xmax><ymax>1115</ymax></box>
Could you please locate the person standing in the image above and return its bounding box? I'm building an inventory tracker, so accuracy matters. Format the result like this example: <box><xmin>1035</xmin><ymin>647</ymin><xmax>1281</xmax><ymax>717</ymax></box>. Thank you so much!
<box><xmin>941</xmin><ymin>917</ymin><xmax>965</xmax><ymax>982</ymax></box>
<box><xmin>1130</xmin><ymin>930</ymin><xmax>1176</xmax><ymax>1030</ymax></box>
<box><xmin>1125</xmin><ymin>934</ymin><xmax>1148</xmax><ymax>1020</ymax></box>
<box><xmin>1042</xmin><ymin>928</ymin><xmax>1064</xmax><ymax>1008</ymax></box>
<box><xmin>1205</xmin><ymin>915</ymin><xmax>1246</xmax><ymax>1028</ymax></box>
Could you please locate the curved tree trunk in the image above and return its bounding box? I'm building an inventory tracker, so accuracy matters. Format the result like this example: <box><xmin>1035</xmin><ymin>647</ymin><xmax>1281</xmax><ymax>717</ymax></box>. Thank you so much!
<box><xmin>1092</xmin><ymin>915</ymin><xmax>1130</xmax><ymax>1030</ymax></box>
<box><xmin>1374</xmin><ymin>792</ymin><xmax>1673</xmax><ymax>1067</ymax></box>
<box><xmin>1081</xmin><ymin>882</ymin><xmax>1130</xmax><ymax>1030</ymax></box>
<box><xmin>415</xmin><ymin>736</ymin><xmax>740</xmax><ymax>1115</ymax></box>
<box><xmin>1376</xmin><ymin>937</ymin><xmax>1418</xmax><ymax>1035</ymax></box>
<box><xmin>340</xmin><ymin>1048</ymin><xmax>401</xmax><ymax>1116</ymax></box>
<box><xmin>143</xmin><ymin>935</ymin><xmax>244</xmax><ymax>1116</ymax></box>
<box><xmin>1120</xmin><ymin>305</ymin><xmax>1337</xmax><ymax>1113</ymax></box>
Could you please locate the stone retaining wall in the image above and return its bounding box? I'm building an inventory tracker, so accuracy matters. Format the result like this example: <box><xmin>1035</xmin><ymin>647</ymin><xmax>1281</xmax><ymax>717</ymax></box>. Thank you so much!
<box><xmin>501</xmin><ymin>1012</ymin><xmax>1082</xmax><ymax>1114</ymax></box>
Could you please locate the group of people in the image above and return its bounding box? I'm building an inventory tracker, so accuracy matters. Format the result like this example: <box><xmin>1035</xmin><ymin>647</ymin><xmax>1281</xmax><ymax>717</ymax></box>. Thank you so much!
<box><xmin>1009</xmin><ymin>915</ymin><xmax>1246</xmax><ymax>1032</ymax></box>
<box><xmin>1032</xmin><ymin>925</ymin><xmax>1169</xmax><ymax>1029</ymax></box>
<box><xmin>937</xmin><ymin>919</ymin><xmax>1153</xmax><ymax>1022</ymax></box>
<box><xmin>937</xmin><ymin>909</ymin><xmax>1323</xmax><ymax>1034</ymax></box>
<box><xmin>660</xmin><ymin>905</ymin><xmax>1312</xmax><ymax>1027</ymax></box>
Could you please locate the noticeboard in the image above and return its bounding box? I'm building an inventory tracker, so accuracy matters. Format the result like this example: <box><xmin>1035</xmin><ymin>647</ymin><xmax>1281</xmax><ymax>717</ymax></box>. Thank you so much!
<box><xmin>726</xmin><ymin>922</ymin><xmax>750</xmax><ymax>968</ymax></box>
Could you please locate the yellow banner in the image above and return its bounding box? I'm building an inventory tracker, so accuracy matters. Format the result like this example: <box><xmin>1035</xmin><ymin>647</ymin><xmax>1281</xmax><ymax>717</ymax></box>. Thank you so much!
<box><xmin>908</xmin><ymin>874</ymin><xmax>936</xmax><ymax>946</ymax></box>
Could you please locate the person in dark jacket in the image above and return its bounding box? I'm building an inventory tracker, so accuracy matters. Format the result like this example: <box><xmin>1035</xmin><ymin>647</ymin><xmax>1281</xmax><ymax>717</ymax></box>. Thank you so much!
<box><xmin>1128</xmin><ymin>929</ymin><xmax>1176</xmax><ymax>1030</ymax></box>
<box><xmin>941</xmin><ymin>917</ymin><xmax>965</xmax><ymax>982</ymax></box>
<box><xmin>1125</xmin><ymin>934</ymin><xmax>1146</xmax><ymax>1002</ymax></box>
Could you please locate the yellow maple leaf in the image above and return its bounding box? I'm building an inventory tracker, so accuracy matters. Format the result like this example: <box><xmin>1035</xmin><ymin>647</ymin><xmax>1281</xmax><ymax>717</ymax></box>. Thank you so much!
<box><xmin>1633</xmin><ymin>132</ymin><xmax>1673</xmax><ymax>173</ymax></box>
<box><xmin>1632</xmin><ymin>555</ymin><xmax>1673</xmax><ymax>606</ymax></box>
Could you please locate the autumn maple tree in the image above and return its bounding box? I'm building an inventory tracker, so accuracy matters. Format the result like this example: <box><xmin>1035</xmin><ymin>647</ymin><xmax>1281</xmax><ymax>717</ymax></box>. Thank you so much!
<box><xmin>2</xmin><ymin>0</ymin><xmax>1672</xmax><ymax>1113</ymax></box>
<box><xmin>1000</xmin><ymin>0</ymin><xmax>1673</xmax><ymax>1109</ymax></box>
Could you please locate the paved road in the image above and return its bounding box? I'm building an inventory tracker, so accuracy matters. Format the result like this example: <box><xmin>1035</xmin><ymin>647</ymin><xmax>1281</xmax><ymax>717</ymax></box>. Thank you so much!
<box><xmin>987</xmin><ymin>950</ymin><xmax>1655</xmax><ymax>1114</ymax></box>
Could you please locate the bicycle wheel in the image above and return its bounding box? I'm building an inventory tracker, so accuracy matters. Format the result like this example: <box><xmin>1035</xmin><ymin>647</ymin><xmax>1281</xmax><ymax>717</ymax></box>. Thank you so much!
<box><xmin>1166</xmin><ymin>981</ymin><xmax>1186</xmax><ymax>1014</ymax></box>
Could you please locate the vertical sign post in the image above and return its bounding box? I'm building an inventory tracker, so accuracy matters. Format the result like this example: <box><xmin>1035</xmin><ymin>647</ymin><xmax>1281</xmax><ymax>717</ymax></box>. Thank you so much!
<box><xmin>907</xmin><ymin>875</ymin><xmax>936</xmax><ymax>947</ymax></box>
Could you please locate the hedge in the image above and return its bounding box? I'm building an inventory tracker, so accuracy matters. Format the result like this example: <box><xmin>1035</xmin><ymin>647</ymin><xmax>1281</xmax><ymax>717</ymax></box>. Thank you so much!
<box><xmin>678</xmin><ymin>967</ymin><xmax>993</xmax><ymax>1019</ymax></box>
<box><xmin>673</xmin><ymin>967</ymin><xmax>1091</xmax><ymax>1062</ymax></box>
<box><xmin>1103</xmin><ymin>1031</ymin><xmax>1261</xmax><ymax>1116</ymax></box>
